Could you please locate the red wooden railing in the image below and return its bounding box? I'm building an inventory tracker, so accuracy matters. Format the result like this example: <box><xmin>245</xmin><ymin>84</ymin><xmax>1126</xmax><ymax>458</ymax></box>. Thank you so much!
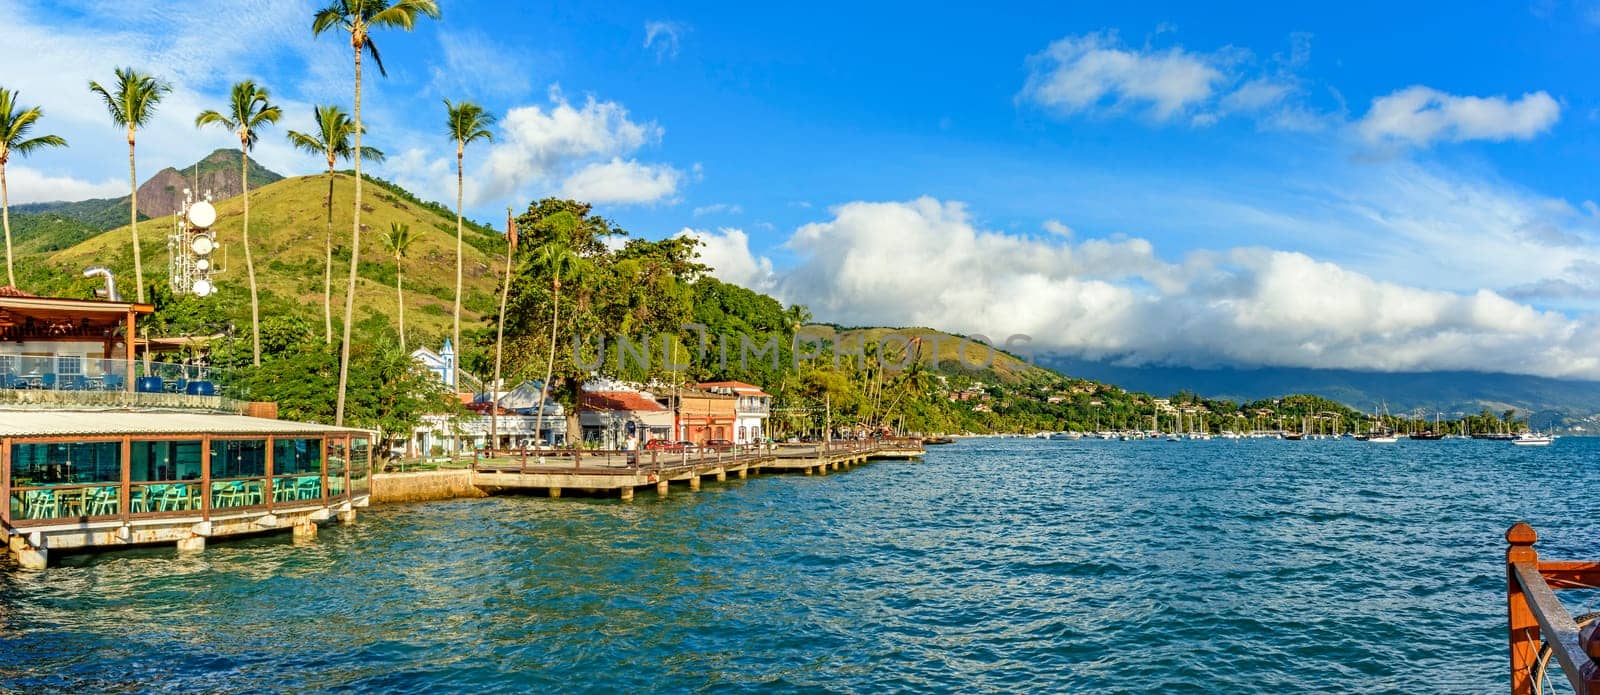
<box><xmin>1505</xmin><ymin>522</ymin><xmax>1600</xmax><ymax>694</ymax></box>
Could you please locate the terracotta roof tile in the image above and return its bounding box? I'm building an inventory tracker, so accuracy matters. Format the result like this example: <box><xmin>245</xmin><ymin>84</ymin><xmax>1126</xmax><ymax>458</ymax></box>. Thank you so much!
<box><xmin>581</xmin><ymin>391</ymin><xmax>668</xmax><ymax>412</ymax></box>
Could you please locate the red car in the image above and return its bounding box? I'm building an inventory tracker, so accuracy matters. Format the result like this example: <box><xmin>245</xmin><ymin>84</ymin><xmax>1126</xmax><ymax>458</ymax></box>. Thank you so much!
<box><xmin>644</xmin><ymin>439</ymin><xmax>681</xmax><ymax>451</ymax></box>
<box><xmin>703</xmin><ymin>439</ymin><xmax>735</xmax><ymax>452</ymax></box>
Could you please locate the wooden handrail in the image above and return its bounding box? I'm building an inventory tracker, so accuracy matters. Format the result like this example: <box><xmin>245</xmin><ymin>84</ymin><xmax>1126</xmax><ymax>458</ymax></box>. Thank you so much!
<box><xmin>1507</xmin><ymin>522</ymin><xmax>1600</xmax><ymax>694</ymax></box>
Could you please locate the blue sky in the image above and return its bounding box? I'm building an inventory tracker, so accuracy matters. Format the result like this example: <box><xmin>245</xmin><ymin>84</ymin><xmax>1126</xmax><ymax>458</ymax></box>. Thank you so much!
<box><xmin>7</xmin><ymin>1</ymin><xmax>1600</xmax><ymax>378</ymax></box>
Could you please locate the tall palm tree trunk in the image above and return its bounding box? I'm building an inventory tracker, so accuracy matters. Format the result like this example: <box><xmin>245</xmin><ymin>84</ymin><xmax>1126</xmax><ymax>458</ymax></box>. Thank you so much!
<box><xmin>335</xmin><ymin>43</ymin><xmax>363</xmax><ymax>425</ymax></box>
<box><xmin>452</xmin><ymin>145</ymin><xmax>463</xmax><ymax>397</ymax></box>
<box><xmin>533</xmin><ymin>279</ymin><xmax>559</xmax><ymax>449</ymax></box>
<box><xmin>323</xmin><ymin>168</ymin><xmax>335</xmax><ymax>344</ymax></box>
<box><xmin>394</xmin><ymin>249</ymin><xmax>406</xmax><ymax>349</ymax></box>
<box><xmin>490</xmin><ymin>216</ymin><xmax>512</xmax><ymax>451</ymax></box>
<box><xmin>2</xmin><ymin>163</ymin><xmax>12</xmax><ymax>287</ymax></box>
<box><xmin>242</xmin><ymin>148</ymin><xmax>260</xmax><ymax>366</ymax></box>
<box><xmin>128</xmin><ymin>134</ymin><xmax>144</xmax><ymax>303</ymax></box>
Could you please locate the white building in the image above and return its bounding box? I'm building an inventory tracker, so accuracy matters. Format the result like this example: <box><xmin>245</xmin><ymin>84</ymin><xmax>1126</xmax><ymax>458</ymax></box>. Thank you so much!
<box><xmin>411</xmin><ymin>340</ymin><xmax>456</xmax><ymax>389</ymax></box>
<box><xmin>697</xmin><ymin>381</ymin><xmax>772</xmax><ymax>444</ymax></box>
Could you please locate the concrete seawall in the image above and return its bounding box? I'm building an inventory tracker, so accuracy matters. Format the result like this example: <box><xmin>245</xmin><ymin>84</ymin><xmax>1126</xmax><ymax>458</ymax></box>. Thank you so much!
<box><xmin>371</xmin><ymin>470</ymin><xmax>488</xmax><ymax>504</ymax></box>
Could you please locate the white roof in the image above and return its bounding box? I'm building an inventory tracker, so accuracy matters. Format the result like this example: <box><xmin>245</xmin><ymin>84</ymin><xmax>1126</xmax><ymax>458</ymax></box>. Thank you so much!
<box><xmin>0</xmin><ymin>409</ymin><xmax>372</xmax><ymax>438</ymax></box>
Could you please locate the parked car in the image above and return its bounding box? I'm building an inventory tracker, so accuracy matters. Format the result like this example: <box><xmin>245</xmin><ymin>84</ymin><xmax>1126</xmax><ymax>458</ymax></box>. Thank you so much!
<box><xmin>644</xmin><ymin>439</ymin><xmax>681</xmax><ymax>452</ymax></box>
<box><xmin>703</xmin><ymin>439</ymin><xmax>735</xmax><ymax>452</ymax></box>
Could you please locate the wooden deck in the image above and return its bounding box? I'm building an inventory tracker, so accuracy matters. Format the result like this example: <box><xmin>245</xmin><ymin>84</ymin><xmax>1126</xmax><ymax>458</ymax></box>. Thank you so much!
<box><xmin>471</xmin><ymin>438</ymin><xmax>924</xmax><ymax>499</ymax></box>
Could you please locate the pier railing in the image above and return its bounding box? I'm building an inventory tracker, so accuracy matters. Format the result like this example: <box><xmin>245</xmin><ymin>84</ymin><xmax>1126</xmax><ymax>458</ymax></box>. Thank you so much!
<box><xmin>470</xmin><ymin>438</ymin><xmax>914</xmax><ymax>476</ymax></box>
<box><xmin>1504</xmin><ymin>522</ymin><xmax>1600</xmax><ymax>694</ymax></box>
<box><xmin>473</xmin><ymin>443</ymin><xmax>780</xmax><ymax>475</ymax></box>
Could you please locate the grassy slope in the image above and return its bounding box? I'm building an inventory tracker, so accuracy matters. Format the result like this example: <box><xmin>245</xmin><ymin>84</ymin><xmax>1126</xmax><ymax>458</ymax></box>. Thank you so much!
<box><xmin>31</xmin><ymin>173</ymin><xmax>505</xmax><ymax>342</ymax></box>
<box><xmin>830</xmin><ymin>326</ymin><xmax>1058</xmax><ymax>385</ymax></box>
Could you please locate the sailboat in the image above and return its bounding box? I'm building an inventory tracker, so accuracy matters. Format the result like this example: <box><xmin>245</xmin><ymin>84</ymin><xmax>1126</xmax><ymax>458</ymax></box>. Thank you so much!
<box><xmin>1362</xmin><ymin>402</ymin><xmax>1398</xmax><ymax>443</ymax></box>
<box><xmin>1409</xmin><ymin>412</ymin><xmax>1444</xmax><ymax>440</ymax></box>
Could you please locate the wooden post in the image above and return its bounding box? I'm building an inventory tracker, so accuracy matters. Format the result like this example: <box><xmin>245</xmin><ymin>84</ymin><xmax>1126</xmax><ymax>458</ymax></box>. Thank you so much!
<box><xmin>548</xmin><ymin>487</ymin><xmax>561</xmax><ymax>498</ymax></box>
<box><xmin>124</xmin><ymin>308</ymin><xmax>136</xmax><ymax>393</ymax></box>
<box><xmin>621</xmin><ymin>486</ymin><xmax>634</xmax><ymax>501</ymax></box>
<box><xmin>656</xmin><ymin>479</ymin><xmax>669</xmax><ymax>497</ymax></box>
<box><xmin>1508</xmin><ymin>522</ymin><xmax>1539</xmax><ymax>695</ymax></box>
<box><xmin>689</xmin><ymin>475</ymin><xmax>701</xmax><ymax>491</ymax></box>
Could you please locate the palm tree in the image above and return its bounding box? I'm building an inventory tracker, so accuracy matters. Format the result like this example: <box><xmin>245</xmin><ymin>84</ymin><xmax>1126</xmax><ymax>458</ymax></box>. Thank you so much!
<box><xmin>491</xmin><ymin>207</ymin><xmax>515</xmax><ymax>451</ymax></box>
<box><xmin>0</xmin><ymin>88</ymin><xmax>67</xmax><ymax>288</ymax></box>
<box><xmin>530</xmin><ymin>239</ymin><xmax>581</xmax><ymax>449</ymax></box>
<box><xmin>88</xmin><ymin>68</ymin><xmax>170</xmax><ymax>303</ymax></box>
<box><xmin>286</xmin><ymin>104</ymin><xmax>384</xmax><ymax>344</ymax></box>
<box><xmin>195</xmin><ymin>81</ymin><xmax>282</xmax><ymax>367</ymax></box>
<box><xmin>381</xmin><ymin>222</ymin><xmax>415</xmax><ymax>349</ymax></box>
<box><xmin>314</xmin><ymin>0</ymin><xmax>441</xmax><ymax>425</ymax></box>
<box><xmin>444</xmin><ymin>99</ymin><xmax>494</xmax><ymax>395</ymax></box>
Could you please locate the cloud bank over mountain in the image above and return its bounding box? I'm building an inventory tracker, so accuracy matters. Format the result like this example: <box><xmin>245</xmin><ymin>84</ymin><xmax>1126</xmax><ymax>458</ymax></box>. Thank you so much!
<box><xmin>687</xmin><ymin>195</ymin><xmax>1600</xmax><ymax>381</ymax></box>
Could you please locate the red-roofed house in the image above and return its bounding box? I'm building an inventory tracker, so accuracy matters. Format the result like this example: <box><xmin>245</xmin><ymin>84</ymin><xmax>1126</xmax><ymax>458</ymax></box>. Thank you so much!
<box><xmin>580</xmin><ymin>390</ymin><xmax>674</xmax><ymax>449</ymax></box>
<box><xmin>697</xmin><ymin>381</ymin><xmax>771</xmax><ymax>444</ymax></box>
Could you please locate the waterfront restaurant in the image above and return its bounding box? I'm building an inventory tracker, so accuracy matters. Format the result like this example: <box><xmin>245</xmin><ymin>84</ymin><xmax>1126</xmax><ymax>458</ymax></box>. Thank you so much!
<box><xmin>2</xmin><ymin>412</ymin><xmax>374</xmax><ymax>568</ymax></box>
<box><xmin>0</xmin><ymin>287</ymin><xmax>374</xmax><ymax>569</ymax></box>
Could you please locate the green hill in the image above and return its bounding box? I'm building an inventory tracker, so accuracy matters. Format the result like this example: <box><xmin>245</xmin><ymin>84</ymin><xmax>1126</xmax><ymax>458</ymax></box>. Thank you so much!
<box><xmin>17</xmin><ymin>172</ymin><xmax>506</xmax><ymax>342</ymax></box>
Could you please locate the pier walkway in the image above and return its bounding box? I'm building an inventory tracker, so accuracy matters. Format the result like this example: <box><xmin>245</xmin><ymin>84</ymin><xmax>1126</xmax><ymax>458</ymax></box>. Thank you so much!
<box><xmin>470</xmin><ymin>438</ymin><xmax>925</xmax><ymax>500</ymax></box>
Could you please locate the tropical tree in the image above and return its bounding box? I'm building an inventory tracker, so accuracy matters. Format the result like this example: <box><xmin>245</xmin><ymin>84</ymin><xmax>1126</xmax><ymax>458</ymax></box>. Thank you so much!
<box><xmin>286</xmin><ymin>104</ymin><xmax>384</xmax><ymax>344</ymax></box>
<box><xmin>529</xmin><ymin>238</ymin><xmax>582</xmax><ymax>449</ymax></box>
<box><xmin>0</xmin><ymin>88</ymin><xmax>66</xmax><ymax>288</ymax></box>
<box><xmin>195</xmin><ymin>80</ymin><xmax>282</xmax><ymax>367</ymax></box>
<box><xmin>313</xmin><ymin>0</ymin><xmax>441</xmax><ymax>425</ymax></box>
<box><xmin>380</xmin><ymin>222</ymin><xmax>414</xmax><ymax>349</ymax></box>
<box><xmin>88</xmin><ymin>67</ymin><xmax>170</xmax><ymax>303</ymax></box>
<box><xmin>444</xmin><ymin>99</ymin><xmax>494</xmax><ymax>395</ymax></box>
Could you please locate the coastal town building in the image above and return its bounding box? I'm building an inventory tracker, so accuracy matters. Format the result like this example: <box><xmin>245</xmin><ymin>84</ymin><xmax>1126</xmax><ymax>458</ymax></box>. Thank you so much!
<box><xmin>0</xmin><ymin>286</ymin><xmax>372</xmax><ymax>568</ymax></box>
<box><xmin>411</xmin><ymin>340</ymin><xmax>457</xmax><ymax>390</ymax></box>
<box><xmin>672</xmin><ymin>388</ymin><xmax>737</xmax><ymax>445</ymax></box>
<box><xmin>697</xmin><ymin>381</ymin><xmax>772</xmax><ymax>444</ymax></box>
<box><xmin>580</xmin><ymin>391</ymin><xmax>673</xmax><ymax>449</ymax></box>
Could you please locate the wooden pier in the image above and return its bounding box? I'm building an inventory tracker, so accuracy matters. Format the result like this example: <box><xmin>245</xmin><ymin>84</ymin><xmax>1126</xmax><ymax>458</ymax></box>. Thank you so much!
<box><xmin>471</xmin><ymin>438</ymin><xmax>924</xmax><ymax>499</ymax></box>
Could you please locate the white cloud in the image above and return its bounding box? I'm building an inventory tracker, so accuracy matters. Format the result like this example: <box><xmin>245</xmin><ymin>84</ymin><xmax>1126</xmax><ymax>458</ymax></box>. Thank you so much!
<box><xmin>643</xmin><ymin>21</ymin><xmax>687</xmax><ymax>61</ymax></box>
<box><xmin>1042</xmin><ymin>219</ymin><xmax>1074</xmax><ymax>237</ymax></box>
<box><xmin>472</xmin><ymin>90</ymin><xmax>665</xmax><ymax>203</ymax></box>
<box><xmin>430</xmin><ymin>30</ymin><xmax>535</xmax><ymax>98</ymax></box>
<box><xmin>559</xmin><ymin>158</ymin><xmax>681</xmax><ymax>205</ymax></box>
<box><xmin>1358</xmin><ymin>86</ymin><xmax>1560</xmax><ymax>146</ymax></box>
<box><xmin>713</xmin><ymin>196</ymin><xmax>1600</xmax><ymax>380</ymax></box>
<box><xmin>693</xmin><ymin>203</ymin><xmax>742</xmax><ymax>216</ymax></box>
<box><xmin>674</xmin><ymin>227</ymin><xmax>775</xmax><ymax>291</ymax></box>
<box><xmin>2</xmin><ymin>165</ymin><xmax>125</xmax><ymax>204</ymax></box>
<box><xmin>1022</xmin><ymin>31</ymin><xmax>1227</xmax><ymax>121</ymax></box>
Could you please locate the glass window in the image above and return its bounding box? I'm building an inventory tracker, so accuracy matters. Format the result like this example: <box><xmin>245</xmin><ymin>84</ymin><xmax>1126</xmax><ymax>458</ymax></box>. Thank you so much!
<box><xmin>131</xmin><ymin>440</ymin><xmax>203</xmax><ymax>481</ymax></box>
<box><xmin>0</xmin><ymin>354</ymin><xmax>15</xmax><ymax>374</ymax></box>
<box><xmin>210</xmin><ymin>439</ymin><xmax>267</xmax><ymax>479</ymax></box>
<box><xmin>56</xmin><ymin>355</ymin><xmax>83</xmax><ymax>375</ymax></box>
<box><xmin>273</xmin><ymin>438</ymin><xmax>322</xmax><ymax>475</ymax></box>
<box><xmin>10</xmin><ymin>441</ymin><xmax>121</xmax><ymax>486</ymax></box>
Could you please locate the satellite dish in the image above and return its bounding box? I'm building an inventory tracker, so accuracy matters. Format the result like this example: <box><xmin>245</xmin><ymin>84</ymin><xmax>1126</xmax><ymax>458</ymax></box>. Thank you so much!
<box><xmin>192</xmin><ymin>279</ymin><xmax>214</xmax><ymax>297</ymax></box>
<box><xmin>194</xmin><ymin>258</ymin><xmax>210</xmax><ymax>271</ymax></box>
<box><xmin>187</xmin><ymin>200</ymin><xmax>217</xmax><ymax>228</ymax></box>
<box><xmin>190</xmin><ymin>235</ymin><xmax>215</xmax><ymax>256</ymax></box>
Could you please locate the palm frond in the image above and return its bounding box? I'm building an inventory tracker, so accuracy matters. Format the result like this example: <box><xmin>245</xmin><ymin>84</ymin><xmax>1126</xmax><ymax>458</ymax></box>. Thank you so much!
<box><xmin>369</xmin><ymin>0</ymin><xmax>441</xmax><ymax>30</ymax></box>
<box><xmin>12</xmin><ymin>133</ymin><xmax>67</xmax><ymax>155</ymax></box>
<box><xmin>311</xmin><ymin>3</ymin><xmax>350</xmax><ymax>37</ymax></box>
<box><xmin>365</xmin><ymin>37</ymin><xmax>388</xmax><ymax>77</ymax></box>
<box><xmin>285</xmin><ymin>130</ymin><xmax>328</xmax><ymax>157</ymax></box>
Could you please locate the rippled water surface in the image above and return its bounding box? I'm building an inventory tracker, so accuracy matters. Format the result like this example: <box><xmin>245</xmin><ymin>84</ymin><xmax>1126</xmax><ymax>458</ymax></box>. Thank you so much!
<box><xmin>4</xmin><ymin>437</ymin><xmax>1599</xmax><ymax>693</ymax></box>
